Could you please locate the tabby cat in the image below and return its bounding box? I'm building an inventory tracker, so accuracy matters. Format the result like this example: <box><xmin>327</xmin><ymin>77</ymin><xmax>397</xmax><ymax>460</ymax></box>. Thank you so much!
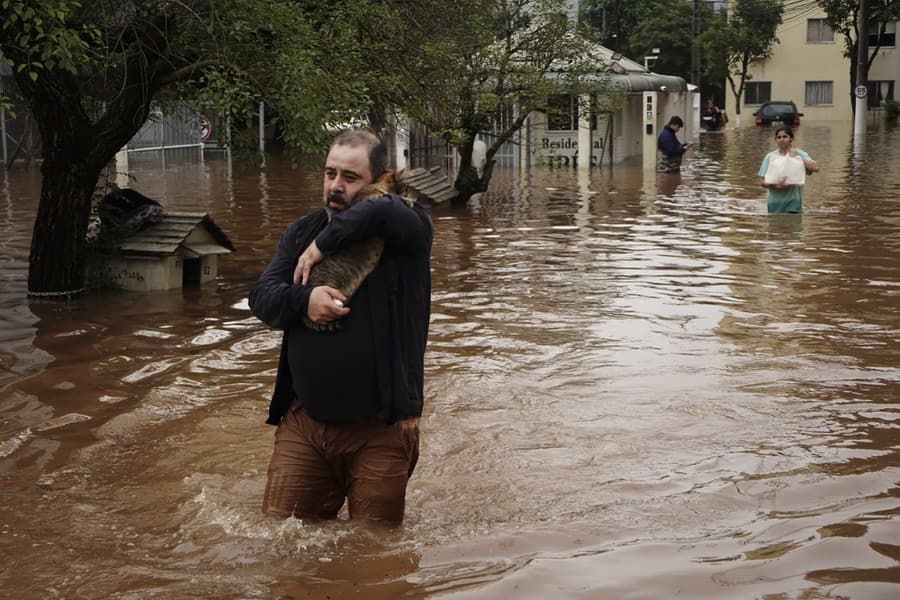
<box><xmin>302</xmin><ymin>170</ymin><xmax>413</xmax><ymax>332</ymax></box>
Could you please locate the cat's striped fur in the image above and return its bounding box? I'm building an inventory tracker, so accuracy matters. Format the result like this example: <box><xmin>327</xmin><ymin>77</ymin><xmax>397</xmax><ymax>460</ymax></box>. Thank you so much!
<box><xmin>302</xmin><ymin>171</ymin><xmax>412</xmax><ymax>332</ymax></box>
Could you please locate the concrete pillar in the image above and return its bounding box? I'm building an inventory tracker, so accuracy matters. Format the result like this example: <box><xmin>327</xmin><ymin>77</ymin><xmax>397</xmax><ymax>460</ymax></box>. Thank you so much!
<box><xmin>0</xmin><ymin>77</ymin><xmax>6</xmax><ymax>166</ymax></box>
<box><xmin>259</xmin><ymin>101</ymin><xmax>265</xmax><ymax>156</ymax></box>
<box><xmin>391</xmin><ymin>112</ymin><xmax>408</xmax><ymax>172</ymax></box>
<box><xmin>513</xmin><ymin>102</ymin><xmax>522</xmax><ymax>169</ymax></box>
<box><xmin>642</xmin><ymin>91</ymin><xmax>658</xmax><ymax>171</ymax></box>
<box><xmin>577</xmin><ymin>94</ymin><xmax>591</xmax><ymax>169</ymax></box>
<box><xmin>690</xmin><ymin>86</ymin><xmax>701</xmax><ymax>133</ymax></box>
<box><xmin>115</xmin><ymin>145</ymin><xmax>129</xmax><ymax>188</ymax></box>
<box><xmin>518</xmin><ymin>104</ymin><xmax>529</xmax><ymax>169</ymax></box>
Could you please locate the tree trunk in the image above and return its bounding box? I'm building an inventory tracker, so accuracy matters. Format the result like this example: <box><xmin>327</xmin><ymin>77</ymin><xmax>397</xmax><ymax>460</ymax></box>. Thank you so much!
<box><xmin>23</xmin><ymin>85</ymin><xmax>115</xmax><ymax>297</ymax></box>
<box><xmin>27</xmin><ymin>159</ymin><xmax>99</xmax><ymax>297</ymax></box>
<box><xmin>18</xmin><ymin>71</ymin><xmax>155</xmax><ymax>296</ymax></box>
<box><xmin>454</xmin><ymin>163</ymin><xmax>489</xmax><ymax>202</ymax></box>
<box><xmin>3</xmin><ymin>12</ymin><xmax>174</xmax><ymax>297</ymax></box>
<box><xmin>453</xmin><ymin>137</ymin><xmax>490</xmax><ymax>202</ymax></box>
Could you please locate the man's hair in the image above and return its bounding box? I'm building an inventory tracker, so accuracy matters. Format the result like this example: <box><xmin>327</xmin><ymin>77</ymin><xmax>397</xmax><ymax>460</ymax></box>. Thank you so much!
<box><xmin>667</xmin><ymin>116</ymin><xmax>684</xmax><ymax>127</ymax></box>
<box><xmin>330</xmin><ymin>129</ymin><xmax>389</xmax><ymax>180</ymax></box>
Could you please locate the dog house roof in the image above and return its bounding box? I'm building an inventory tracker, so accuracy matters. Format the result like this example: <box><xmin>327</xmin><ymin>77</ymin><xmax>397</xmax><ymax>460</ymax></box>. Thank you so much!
<box><xmin>117</xmin><ymin>211</ymin><xmax>235</xmax><ymax>256</ymax></box>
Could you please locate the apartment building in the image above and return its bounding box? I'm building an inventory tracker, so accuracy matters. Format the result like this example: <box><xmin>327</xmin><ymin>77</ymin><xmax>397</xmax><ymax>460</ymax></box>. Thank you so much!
<box><xmin>729</xmin><ymin>3</ymin><xmax>898</xmax><ymax>123</ymax></box>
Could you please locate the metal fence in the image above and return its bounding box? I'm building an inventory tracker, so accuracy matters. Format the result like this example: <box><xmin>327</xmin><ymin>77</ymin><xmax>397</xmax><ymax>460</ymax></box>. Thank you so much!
<box><xmin>125</xmin><ymin>104</ymin><xmax>211</xmax><ymax>162</ymax></box>
<box><xmin>1</xmin><ymin>69</ymin><xmax>218</xmax><ymax>168</ymax></box>
<box><xmin>406</xmin><ymin>122</ymin><xmax>457</xmax><ymax>174</ymax></box>
<box><xmin>406</xmin><ymin>118</ymin><xmax>521</xmax><ymax>174</ymax></box>
<box><xmin>1</xmin><ymin>72</ymin><xmax>41</xmax><ymax>168</ymax></box>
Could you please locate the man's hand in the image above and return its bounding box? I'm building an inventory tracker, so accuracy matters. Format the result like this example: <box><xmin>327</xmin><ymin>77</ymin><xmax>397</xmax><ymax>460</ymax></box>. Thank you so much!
<box><xmin>294</xmin><ymin>241</ymin><xmax>324</xmax><ymax>284</ymax></box>
<box><xmin>307</xmin><ymin>286</ymin><xmax>350</xmax><ymax>324</ymax></box>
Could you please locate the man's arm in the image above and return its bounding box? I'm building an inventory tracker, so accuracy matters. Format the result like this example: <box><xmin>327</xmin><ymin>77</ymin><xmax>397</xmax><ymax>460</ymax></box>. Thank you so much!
<box><xmin>249</xmin><ymin>224</ymin><xmax>314</xmax><ymax>330</ymax></box>
<box><xmin>295</xmin><ymin>195</ymin><xmax>432</xmax><ymax>285</ymax></box>
<box><xmin>317</xmin><ymin>195</ymin><xmax>432</xmax><ymax>255</ymax></box>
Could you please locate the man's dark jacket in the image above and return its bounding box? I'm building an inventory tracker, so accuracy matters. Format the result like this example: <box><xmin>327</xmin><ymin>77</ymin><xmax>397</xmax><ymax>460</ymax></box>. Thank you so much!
<box><xmin>249</xmin><ymin>194</ymin><xmax>433</xmax><ymax>425</ymax></box>
<box><xmin>657</xmin><ymin>125</ymin><xmax>687</xmax><ymax>157</ymax></box>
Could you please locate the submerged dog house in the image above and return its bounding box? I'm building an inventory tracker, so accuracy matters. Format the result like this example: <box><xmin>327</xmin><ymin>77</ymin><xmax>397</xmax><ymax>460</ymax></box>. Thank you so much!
<box><xmin>91</xmin><ymin>212</ymin><xmax>235</xmax><ymax>291</ymax></box>
<box><xmin>403</xmin><ymin>166</ymin><xmax>459</xmax><ymax>203</ymax></box>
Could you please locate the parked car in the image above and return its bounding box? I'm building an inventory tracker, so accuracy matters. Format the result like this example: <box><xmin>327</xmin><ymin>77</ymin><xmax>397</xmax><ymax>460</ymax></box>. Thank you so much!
<box><xmin>753</xmin><ymin>101</ymin><xmax>803</xmax><ymax>127</ymax></box>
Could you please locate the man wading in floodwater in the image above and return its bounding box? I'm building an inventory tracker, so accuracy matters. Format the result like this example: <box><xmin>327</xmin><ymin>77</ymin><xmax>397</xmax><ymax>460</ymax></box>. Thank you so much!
<box><xmin>249</xmin><ymin>129</ymin><xmax>433</xmax><ymax>524</ymax></box>
<box><xmin>657</xmin><ymin>115</ymin><xmax>693</xmax><ymax>173</ymax></box>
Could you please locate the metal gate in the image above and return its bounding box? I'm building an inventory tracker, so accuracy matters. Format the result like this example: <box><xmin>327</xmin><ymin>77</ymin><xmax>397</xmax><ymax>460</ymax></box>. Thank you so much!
<box><xmin>406</xmin><ymin>122</ymin><xmax>456</xmax><ymax>173</ymax></box>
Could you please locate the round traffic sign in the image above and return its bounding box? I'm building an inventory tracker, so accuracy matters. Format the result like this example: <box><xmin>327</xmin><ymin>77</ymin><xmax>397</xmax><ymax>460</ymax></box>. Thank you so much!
<box><xmin>198</xmin><ymin>114</ymin><xmax>212</xmax><ymax>141</ymax></box>
<box><xmin>854</xmin><ymin>85</ymin><xmax>868</xmax><ymax>99</ymax></box>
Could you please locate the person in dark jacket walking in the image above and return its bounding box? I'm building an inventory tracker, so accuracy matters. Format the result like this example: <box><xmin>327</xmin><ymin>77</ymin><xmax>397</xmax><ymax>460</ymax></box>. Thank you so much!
<box><xmin>657</xmin><ymin>115</ymin><xmax>693</xmax><ymax>173</ymax></box>
<box><xmin>703</xmin><ymin>98</ymin><xmax>724</xmax><ymax>131</ymax></box>
<box><xmin>249</xmin><ymin>129</ymin><xmax>433</xmax><ymax>524</ymax></box>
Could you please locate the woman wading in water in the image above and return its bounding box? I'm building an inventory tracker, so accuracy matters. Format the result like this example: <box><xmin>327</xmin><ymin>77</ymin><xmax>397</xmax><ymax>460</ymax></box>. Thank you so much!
<box><xmin>758</xmin><ymin>127</ymin><xmax>819</xmax><ymax>213</ymax></box>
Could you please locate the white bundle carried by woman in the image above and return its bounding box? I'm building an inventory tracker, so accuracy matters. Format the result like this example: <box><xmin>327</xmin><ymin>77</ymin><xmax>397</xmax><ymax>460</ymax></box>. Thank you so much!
<box><xmin>764</xmin><ymin>153</ymin><xmax>806</xmax><ymax>186</ymax></box>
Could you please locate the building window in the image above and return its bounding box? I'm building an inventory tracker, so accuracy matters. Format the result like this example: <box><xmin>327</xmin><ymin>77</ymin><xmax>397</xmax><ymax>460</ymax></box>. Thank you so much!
<box><xmin>745</xmin><ymin>82</ymin><xmax>771</xmax><ymax>105</ymax></box>
<box><xmin>867</xmin><ymin>80</ymin><xmax>895</xmax><ymax>108</ymax></box>
<box><xmin>869</xmin><ymin>21</ymin><xmax>896</xmax><ymax>47</ymax></box>
<box><xmin>805</xmin><ymin>81</ymin><xmax>833</xmax><ymax>105</ymax></box>
<box><xmin>546</xmin><ymin>94</ymin><xmax>578</xmax><ymax>131</ymax></box>
<box><xmin>807</xmin><ymin>19</ymin><xmax>835</xmax><ymax>43</ymax></box>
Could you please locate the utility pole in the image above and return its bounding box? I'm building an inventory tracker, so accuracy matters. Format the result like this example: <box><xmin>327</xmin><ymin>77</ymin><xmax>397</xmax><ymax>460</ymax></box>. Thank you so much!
<box><xmin>0</xmin><ymin>77</ymin><xmax>6</xmax><ymax>166</ymax></box>
<box><xmin>854</xmin><ymin>0</ymin><xmax>869</xmax><ymax>138</ymax></box>
<box><xmin>691</xmin><ymin>0</ymin><xmax>702</xmax><ymax>88</ymax></box>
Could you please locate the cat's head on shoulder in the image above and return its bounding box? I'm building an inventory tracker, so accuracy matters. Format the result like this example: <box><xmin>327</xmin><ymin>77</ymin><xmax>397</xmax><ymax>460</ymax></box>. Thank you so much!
<box><xmin>361</xmin><ymin>170</ymin><xmax>408</xmax><ymax>200</ymax></box>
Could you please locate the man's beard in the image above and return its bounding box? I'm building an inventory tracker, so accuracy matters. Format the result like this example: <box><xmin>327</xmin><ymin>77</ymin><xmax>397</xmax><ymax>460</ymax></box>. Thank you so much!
<box><xmin>324</xmin><ymin>192</ymin><xmax>354</xmax><ymax>220</ymax></box>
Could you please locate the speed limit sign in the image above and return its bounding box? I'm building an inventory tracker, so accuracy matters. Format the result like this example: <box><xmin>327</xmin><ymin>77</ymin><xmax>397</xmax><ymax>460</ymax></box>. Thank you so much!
<box><xmin>855</xmin><ymin>85</ymin><xmax>868</xmax><ymax>99</ymax></box>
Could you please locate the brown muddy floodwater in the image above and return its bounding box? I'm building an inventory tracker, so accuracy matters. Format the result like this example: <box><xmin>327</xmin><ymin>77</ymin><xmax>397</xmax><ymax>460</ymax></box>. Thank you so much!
<box><xmin>1</xmin><ymin>121</ymin><xmax>899</xmax><ymax>599</ymax></box>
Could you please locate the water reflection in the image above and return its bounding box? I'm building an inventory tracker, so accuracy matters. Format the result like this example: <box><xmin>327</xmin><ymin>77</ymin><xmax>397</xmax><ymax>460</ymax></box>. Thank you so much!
<box><xmin>0</xmin><ymin>124</ymin><xmax>898</xmax><ymax>598</ymax></box>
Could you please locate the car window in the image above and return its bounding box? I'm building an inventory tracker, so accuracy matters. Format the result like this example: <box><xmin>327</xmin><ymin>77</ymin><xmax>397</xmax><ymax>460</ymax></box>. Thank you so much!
<box><xmin>761</xmin><ymin>103</ymin><xmax>795</xmax><ymax>115</ymax></box>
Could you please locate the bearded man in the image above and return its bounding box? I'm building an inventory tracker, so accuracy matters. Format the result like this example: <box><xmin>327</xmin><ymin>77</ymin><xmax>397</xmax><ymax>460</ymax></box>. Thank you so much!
<box><xmin>249</xmin><ymin>129</ymin><xmax>433</xmax><ymax>523</ymax></box>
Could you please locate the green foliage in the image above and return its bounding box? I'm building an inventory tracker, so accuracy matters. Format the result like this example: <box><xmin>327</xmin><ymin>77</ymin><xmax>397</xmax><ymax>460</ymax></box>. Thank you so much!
<box><xmin>579</xmin><ymin>0</ymin><xmax>658</xmax><ymax>48</ymax></box>
<box><xmin>1</xmin><ymin>0</ymin><xmax>383</xmax><ymax>160</ymax></box>
<box><xmin>621</xmin><ymin>1</ymin><xmax>696</xmax><ymax>80</ymax></box>
<box><xmin>885</xmin><ymin>98</ymin><xmax>900</xmax><ymax>122</ymax></box>
<box><xmin>0</xmin><ymin>0</ymin><xmax>97</xmax><ymax>79</ymax></box>
<box><xmin>164</xmin><ymin>0</ymin><xmax>382</xmax><ymax>158</ymax></box>
<box><xmin>817</xmin><ymin>0</ymin><xmax>900</xmax><ymax>96</ymax></box>
<box><xmin>818</xmin><ymin>0</ymin><xmax>900</xmax><ymax>56</ymax></box>
<box><xmin>387</xmin><ymin>0</ymin><xmax>617</xmax><ymax>165</ymax></box>
<box><xmin>701</xmin><ymin>0</ymin><xmax>783</xmax><ymax>112</ymax></box>
<box><xmin>0</xmin><ymin>87</ymin><xmax>16</xmax><ymax>116</ymax></box>
<box><xmin>0</xmin><ymin>0</ymin><xmax>407</xmax><ymax>293</ymax></box>
<box><xmin>580</xmin><ymin>1</ymin><xmax>724</xmax><ymax>103</ymax></box>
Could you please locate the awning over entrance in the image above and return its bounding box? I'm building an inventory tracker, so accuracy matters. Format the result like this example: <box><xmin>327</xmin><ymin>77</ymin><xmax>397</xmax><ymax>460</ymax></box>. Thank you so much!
<box><xmin>610</xmin><ymin>73</ymin><xmax>689</xmax><ymax>93</ymax></box>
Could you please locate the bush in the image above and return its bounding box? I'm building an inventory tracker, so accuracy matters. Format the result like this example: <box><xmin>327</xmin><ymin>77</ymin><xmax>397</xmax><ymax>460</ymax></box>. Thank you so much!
<box><xmin>885</xmin><ymin>99</ymin><xmax>900</xmax><ymax>123</ymax></box>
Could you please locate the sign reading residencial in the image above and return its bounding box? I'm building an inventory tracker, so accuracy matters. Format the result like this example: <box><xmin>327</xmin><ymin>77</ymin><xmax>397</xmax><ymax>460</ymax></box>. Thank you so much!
<box><xmin>855</xmin><ymin>85</ymin><xmax>868</xmax><ymax>99</ymax></box>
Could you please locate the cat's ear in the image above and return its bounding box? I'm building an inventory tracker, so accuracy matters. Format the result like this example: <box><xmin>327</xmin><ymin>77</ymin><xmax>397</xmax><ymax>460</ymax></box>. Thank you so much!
<box><xmin>390</xmin><ymin>170</ymin><xmax>408</xmax><ymax>195</ymax></box>
<box><xmin>372</xmin><ymin>170</ymin><xmax>394</xmax><ymax>185</ymax></box>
